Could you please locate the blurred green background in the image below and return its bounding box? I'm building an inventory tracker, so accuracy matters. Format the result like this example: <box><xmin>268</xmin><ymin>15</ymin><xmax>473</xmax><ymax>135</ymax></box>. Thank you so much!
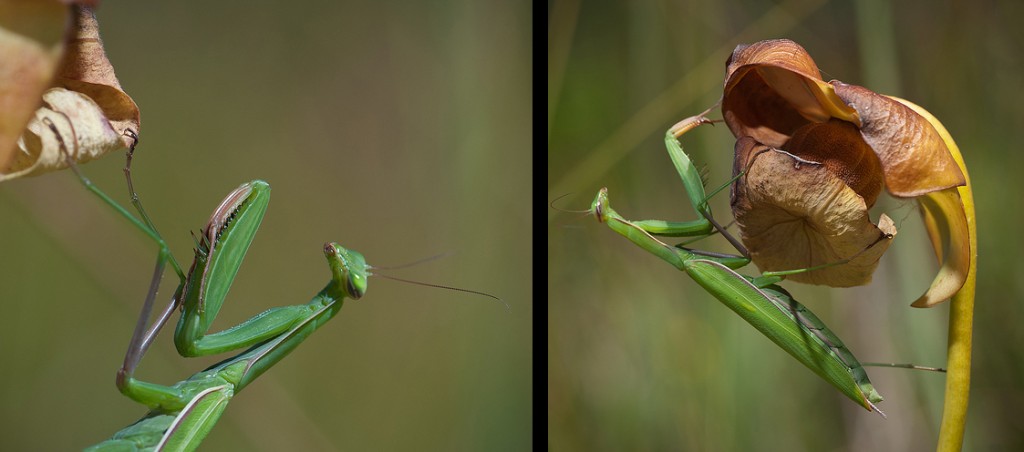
<box><xmin>550</xmin><ymin>0</ymin><xmax>1021</xmax><ymax>450</ymax></box>
<box><xmin>0</xmin><ymin>1</ymin><xmax>530</xmax><ymax>450</ymax></box>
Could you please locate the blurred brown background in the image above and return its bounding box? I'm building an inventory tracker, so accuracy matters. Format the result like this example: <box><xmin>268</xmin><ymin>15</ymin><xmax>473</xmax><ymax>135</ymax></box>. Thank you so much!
<box><xmin>550</xmin><ymin>0</ymin><xmax>1021</xmax><ymax>450</ymax></box>
<box><xmin>0</xmin><ymin>1</ymin><xmax>530</xmax><ymax>450</ymax></box>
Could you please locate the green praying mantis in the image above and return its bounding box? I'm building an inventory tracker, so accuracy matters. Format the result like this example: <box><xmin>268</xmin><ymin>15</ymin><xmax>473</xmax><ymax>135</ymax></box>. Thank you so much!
<box><xmin>588</xmin><ymin>115</ymin><xmax>920</xmax><ymax>415</ymax></box>
<box><xmin>86</xmin><ymin>179</ymin><xmax>366</xmax><ymax>451</ymax></box>
<box><xmin>39</xmin><ymin>119</ymin><xmax>498</xmax><ymax>450</ymax></box>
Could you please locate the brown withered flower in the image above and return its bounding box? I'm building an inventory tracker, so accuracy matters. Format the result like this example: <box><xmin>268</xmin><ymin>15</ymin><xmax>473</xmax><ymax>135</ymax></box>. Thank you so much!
<box><xmin>718</xmin><ymin>39</ymin><xmax>972</xmax><ymax>308</ymax></box>
<box><xmin>681</xmin><ymin>39</ymin><xmax>977</xmax><ymax>448</ymax></box>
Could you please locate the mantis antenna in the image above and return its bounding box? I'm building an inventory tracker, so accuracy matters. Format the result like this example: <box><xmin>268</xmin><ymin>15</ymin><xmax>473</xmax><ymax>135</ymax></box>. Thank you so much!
<box><xmin>373</xmin><ymin>272</ymin><xmax>508</xmax><ymax>310</ymax></box>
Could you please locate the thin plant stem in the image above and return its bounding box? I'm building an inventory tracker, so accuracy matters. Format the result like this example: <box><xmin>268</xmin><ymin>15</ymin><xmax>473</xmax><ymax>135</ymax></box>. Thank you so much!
<box><xmin>937</xmin><ymin>157</ymin><xmax>977</xmax><ymax>452</ymax></box>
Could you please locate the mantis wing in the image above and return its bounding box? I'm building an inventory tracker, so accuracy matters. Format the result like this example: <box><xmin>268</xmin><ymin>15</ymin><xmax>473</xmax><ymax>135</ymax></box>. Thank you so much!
<box><xmin>686</xmin><ymin>259</ymin><xmax>883</xmax><ymax>413</ymax></box>
<box><xmin>156</xmin><ymin>385</ymin><xmax>233</xmax><ymax>452</ymax></box>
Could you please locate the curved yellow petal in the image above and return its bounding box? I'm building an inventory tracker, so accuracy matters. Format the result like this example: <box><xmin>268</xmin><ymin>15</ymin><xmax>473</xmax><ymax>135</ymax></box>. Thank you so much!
<box><xmin>914</xmin><ymin>188</ymin><xmax>970</xmax><ymax>307</ymax></box>
<box><xmin>889</xmin><ymin>97</ymin><xmax>974</xmax><ymax>308</ymax></box>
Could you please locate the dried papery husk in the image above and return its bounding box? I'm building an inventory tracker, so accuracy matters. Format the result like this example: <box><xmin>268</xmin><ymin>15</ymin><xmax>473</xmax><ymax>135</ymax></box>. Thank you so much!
<box><xmin>731</xmin><ymin>136</ymin><xmax>896</xmax><ymax>287</ymax></box>
<box><xmin>7</xmin><ymin>87</ymin><xmax>123</xmax><ymax>178</ymax></box>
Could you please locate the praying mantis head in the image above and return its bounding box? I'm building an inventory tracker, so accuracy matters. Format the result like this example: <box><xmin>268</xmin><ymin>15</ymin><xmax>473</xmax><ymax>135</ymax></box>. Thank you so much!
<box><xmin>325</xmin><ymin>242</ymin><xmax>369</xmax><ymax>300</ymax></box>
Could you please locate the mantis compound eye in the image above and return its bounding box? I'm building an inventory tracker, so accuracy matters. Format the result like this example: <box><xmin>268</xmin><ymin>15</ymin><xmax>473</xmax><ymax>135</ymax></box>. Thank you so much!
<box><xmin>346</xmin><ymin>275</ymin><xmax>365</xmax><ymax>300</ymax></box>
<box><xmin>591</xmin><ymin>188</ymin><xmax>610</xmax><ymax>223</ymax></box>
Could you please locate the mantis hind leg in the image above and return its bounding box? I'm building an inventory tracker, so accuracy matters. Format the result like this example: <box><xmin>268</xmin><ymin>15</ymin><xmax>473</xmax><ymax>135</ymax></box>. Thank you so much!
<box><xmin>42</xmin><ymin>118</ymin><xmax>184</xmax><ymax>279</ymax></box>
<box><xmin>94</xmin><ymin>379</ymin><xmax>234</xmax><ymax>450</ymax></box>
<box><xmin>41</xmin><ymin>118</ymin><xmax>187</xmax><ymax>394</ymax></box>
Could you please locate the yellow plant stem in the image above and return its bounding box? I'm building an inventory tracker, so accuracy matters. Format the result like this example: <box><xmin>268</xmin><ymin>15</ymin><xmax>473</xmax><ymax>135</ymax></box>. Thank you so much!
<box><xmin>933</xmin><ymin>123</ymin><xmax>976</xmax><ymax>452</ymax></box>
<box><xmin>938</xmin><ymin>276</ymin><xmax>975</xmax><ymax>451</ymax></box>
<box><xmin>936</xmin><ymin>183</ymin><xmax>976</xmax><ymax>452</ymax></box>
